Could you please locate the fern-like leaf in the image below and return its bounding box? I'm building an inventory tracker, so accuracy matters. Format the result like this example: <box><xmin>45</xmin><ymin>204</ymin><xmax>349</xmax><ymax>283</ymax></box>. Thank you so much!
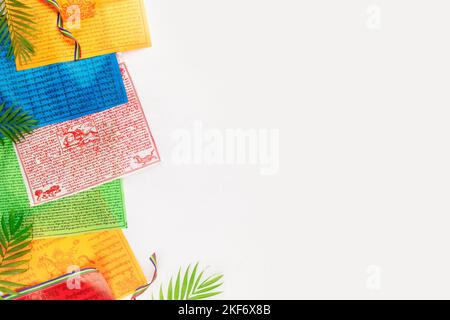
<box><xmin>0</xmin><ymin>0</ymin><xmax>36</xmax><ymax>63</ymax></box>
<box><xmin>0</xmin><ymin>210</ymin><xmax>32</xmax><ymax>299</ymax></box>
<box><xmin>0</xmin><ymin>102</ymin><xmax>37</xmax><ymax>145</ymax></box>
<box><xmin>155</xmin><ymin>263</ymin><xmax>223</xmax><ymax>300</ymax></box>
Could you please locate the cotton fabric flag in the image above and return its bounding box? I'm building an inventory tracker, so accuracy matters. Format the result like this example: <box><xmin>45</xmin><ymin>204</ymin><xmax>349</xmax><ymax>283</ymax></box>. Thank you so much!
<box><xmin>0</xmin><ymin>140</ymin><xmax>127</xmax><ymax>238</ymax></box>
<box><xmin>15</xmin><ymin>63</ymin><xmax>160</xmax><ymax>206</ymax></box>
<box><xmin>3</xmin><ymin>269</ymin><xmax>115</xmax><ymax>300</ymax></box>
<box><xmin>7</xmin><ymin>0</ymin><xmax>151</xmax><ymax>70</ymax></box>
<box><xmin>3</xmin><ymin>230</ymin><xmax>147</xmax><ymax>299</ymax></box>
<box><xmin>0</xmin><ymin>47</ymin><xmax>127</xmax><ymax>128</ymax></box>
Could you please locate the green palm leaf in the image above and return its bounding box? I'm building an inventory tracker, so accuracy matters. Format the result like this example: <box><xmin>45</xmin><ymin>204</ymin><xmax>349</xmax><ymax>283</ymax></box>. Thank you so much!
<box><xmin>0</xmin><ymin>210</ymin><xmax>32</xmax><ymax>299</ymax></box>
<box><xmin>0</xmin><ymin>0</ymin><xmax>36</xmax><ymax>63</ymax></box>
<box><xmin>154</xmin><ymin>263</ymin><xmax>223</xmax><ymax>300</ymax></box>
<box><xmin>0</xmin><ymin>102</ymin><xmax>37</xmax><ymax>145</ymax></box>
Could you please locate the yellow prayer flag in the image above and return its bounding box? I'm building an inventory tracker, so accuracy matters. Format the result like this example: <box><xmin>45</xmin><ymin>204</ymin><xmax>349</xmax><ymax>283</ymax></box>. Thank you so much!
<box><xmin>4</xmin><ymin>230</ymin><xmax>147</xmax><ymax>299</ymax></box>
<box><xmin>11</xmin><ymin>0</ymin><xmax>151</xmax><ymax>70</ymax></box>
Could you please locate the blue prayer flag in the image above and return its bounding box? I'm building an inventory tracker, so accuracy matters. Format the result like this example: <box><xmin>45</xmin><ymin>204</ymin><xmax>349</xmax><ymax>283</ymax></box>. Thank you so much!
<box><xmin>0</xmin><ymin>48</ymin><xmax>127</xmax><ymax>128</ymax></box>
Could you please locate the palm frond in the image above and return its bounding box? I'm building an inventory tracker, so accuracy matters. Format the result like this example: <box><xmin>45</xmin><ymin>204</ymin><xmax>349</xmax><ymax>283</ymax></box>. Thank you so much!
<box><xmin>0</xmin><ymin>0</ymin><xmax>36</xmax><ymax>63</ymax></box>
<box><xmin>0</xmin><ymin>210</ymin><xmax>32</xmax><ymax>299</ymax></box>
<box><xmin>155</xmin><ymin>263</ymin><xmax>223</xmax><ymax>300</ymax></box>
<box><xmin>0</xmin><ymin>102</ymin><xmax>37</xmax><ymax>145</ymax></box>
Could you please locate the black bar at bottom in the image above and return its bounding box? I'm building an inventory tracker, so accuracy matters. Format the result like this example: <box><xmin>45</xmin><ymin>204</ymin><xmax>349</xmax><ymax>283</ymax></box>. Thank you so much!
<box><xmin>0</xmin><ymin>300</ymin><xmax>443</xmax><ymax>318</ymax></box>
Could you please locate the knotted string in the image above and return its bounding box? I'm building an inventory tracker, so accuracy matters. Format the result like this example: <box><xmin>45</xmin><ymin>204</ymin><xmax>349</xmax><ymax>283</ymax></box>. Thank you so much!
<box><xmin>131</xmin><ymin>253</ymin><xmax>158</xmax><ymax>300</ymax></box>
<box><xmin>44</xmin><ymin>0</ymin><xmax>81</xmax><ymax>60</ymax></box>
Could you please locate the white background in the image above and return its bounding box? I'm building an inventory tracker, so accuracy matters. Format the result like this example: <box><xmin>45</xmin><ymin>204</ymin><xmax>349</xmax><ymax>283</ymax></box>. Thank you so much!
<box><xmin>122</xmin><ymin>0</ymin><xmax>450</xmax><ymax>299</ymax></box>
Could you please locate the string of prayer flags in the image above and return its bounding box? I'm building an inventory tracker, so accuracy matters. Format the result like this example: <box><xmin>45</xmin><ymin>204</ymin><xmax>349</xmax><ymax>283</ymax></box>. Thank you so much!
<box><xmin>0</xmin><ymin>0</ymin><xmax>160</xmax><ymax>300</ymax></box>
<box><xmin>8</xmin><ymin>0</ymin><xmax>151</xmax><ymax>70</ymax></box>
<box><xmin>0</xmin><ymin>47</ymin><xmax>127</xmax><ymax>128</ymax></box>
<box><xmin>15</xmin><ymin>63</ymin><xmax>160</xmax><ymax>206</ymax></box>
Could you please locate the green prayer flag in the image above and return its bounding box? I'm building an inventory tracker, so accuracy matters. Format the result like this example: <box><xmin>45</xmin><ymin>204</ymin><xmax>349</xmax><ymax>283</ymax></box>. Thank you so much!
<box><xmin>0</xmin><ymin>140</ymin><xmax>127</xmax><ymax>238</ymax></box>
